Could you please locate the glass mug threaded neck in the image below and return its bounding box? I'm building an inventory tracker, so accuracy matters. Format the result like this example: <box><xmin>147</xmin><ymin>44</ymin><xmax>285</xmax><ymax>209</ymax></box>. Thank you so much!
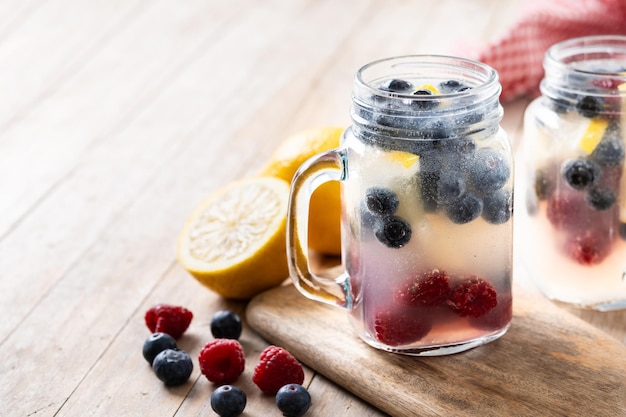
<box><xmin>351</xmin><ymin>55</ymin><xmax>503</xmax><ymax>141</ymax></box>
<box><xmin>541</xmin><ymin>35</ymin><xmax>626</xmax><ymax>115</ymax></box>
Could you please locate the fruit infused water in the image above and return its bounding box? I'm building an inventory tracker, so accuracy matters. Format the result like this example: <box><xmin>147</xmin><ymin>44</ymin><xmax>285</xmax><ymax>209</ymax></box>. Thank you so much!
<box><xmin>522</xmin><ymin>36</ymin><xmax>626</xmax><ymax>311</ymax></box>
<box><xmin>287</xmin><ymin>56</ymin><xmax>513</xmax><ymax>356</ymax></box>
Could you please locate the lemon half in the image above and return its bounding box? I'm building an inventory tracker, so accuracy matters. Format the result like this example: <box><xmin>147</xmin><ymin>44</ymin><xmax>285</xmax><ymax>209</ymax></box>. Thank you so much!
<box><xmin>177</xmin><ymin>177</ymin><xmax>290</xmax><ymax>299</ymax></box>
<box><xmin>258</xmin><ymin>126</ymin><xmax>345</xmax><ymax>255</ymax></box>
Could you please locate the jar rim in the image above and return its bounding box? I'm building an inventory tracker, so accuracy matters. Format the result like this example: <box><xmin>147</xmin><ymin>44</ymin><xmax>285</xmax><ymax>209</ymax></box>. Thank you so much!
<box><xmin>545</xmin><ymin>35</ymin><xmax>626</xmax><ymax>77</ymax></box>
<box><xmin>350</xmin><ymin>55</ymin><xmax>503</xmax><ymax>140</ymax></box>
<box><xmin>355</xmin><ymin>55</ymin><xmax>500</xmax><ymax>102</ymax></box>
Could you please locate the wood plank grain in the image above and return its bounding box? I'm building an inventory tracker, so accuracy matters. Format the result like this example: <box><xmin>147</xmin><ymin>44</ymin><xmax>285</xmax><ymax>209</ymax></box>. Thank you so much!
<box><xmin>0</xmin><ymin>0</ymin><xmax>249</xmax><ymax>239</ymax></box>
<box><xmin>247</xmin><ymin>284</ymin><xmax>626</xmax><ymax>417</ymax></box>
<box><xmin>0</xmin><ymin>1</ymin><xmax>383</xmax><ymax>415</ymax></box>
<box><xmin>0</xmin><ymin>0</ymin><xmax>255</xmax><ymax>346</ymax></box>
<box><xmin>0</xmin><ymin>0</ymin><xmax>48</xmax><ymax>42</ymax></box>
<box><xmin>307</xmin><ymin>373</ymin><xmax>391</xmax><ymax>417</ymax></box>
<box><xmin>0</xmin><ymin>0</ymin><xmax>147</xmax><ymax>130</ymax></box>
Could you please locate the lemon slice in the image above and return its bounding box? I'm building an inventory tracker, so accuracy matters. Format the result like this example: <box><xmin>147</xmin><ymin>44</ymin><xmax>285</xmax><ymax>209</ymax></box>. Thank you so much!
<box><xmin>177</xmin><ymin>177</ymin><xmax>290</xmax><ymax>299</ymax></box>
<box><xmin>414</xmin><ymin>83</ymin><xmax>440</xmax><ymax>95</ymax></box>
<box><xmin>578</xmin><ymin>117</ymin><xmax>609</xmax><ymax>154</ymax></box>
<box><xmin>385</xmin><ymin>150</ymin><xmax>420</xmax><ymax>168</ymax></box>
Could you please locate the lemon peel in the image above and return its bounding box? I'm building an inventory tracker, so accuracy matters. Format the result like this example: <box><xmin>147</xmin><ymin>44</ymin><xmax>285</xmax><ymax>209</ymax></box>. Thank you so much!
<box><xmin>258</xmin><ymin>126</ymin><xmax>345</xmax><ymax>255</ymax></box>
<box><xmin>177</xmin><ymin>176</ymin><xmax>290</xmax><ymax>299</ymax></box>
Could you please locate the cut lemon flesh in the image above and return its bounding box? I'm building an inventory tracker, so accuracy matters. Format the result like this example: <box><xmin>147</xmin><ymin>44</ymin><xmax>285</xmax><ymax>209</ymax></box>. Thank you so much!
<box><xmin>177</xmin><ymin>177</ymin><xmax>290</xmax><ymax>299</ymax></box>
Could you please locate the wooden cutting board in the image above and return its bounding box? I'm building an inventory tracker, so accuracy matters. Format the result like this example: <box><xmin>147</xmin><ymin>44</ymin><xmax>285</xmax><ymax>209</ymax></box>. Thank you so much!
<box><xmin>247</xmin><ymin>283</ymin><xmax>626</xmax><ymax>417</ymax></box>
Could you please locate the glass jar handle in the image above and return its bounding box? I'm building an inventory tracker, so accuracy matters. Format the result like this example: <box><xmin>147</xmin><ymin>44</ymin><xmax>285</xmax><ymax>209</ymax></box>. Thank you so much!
<box><xmin>286</xmin><ymin>148</ymin><xmax>352</xmax><ymax>309</ymax></box>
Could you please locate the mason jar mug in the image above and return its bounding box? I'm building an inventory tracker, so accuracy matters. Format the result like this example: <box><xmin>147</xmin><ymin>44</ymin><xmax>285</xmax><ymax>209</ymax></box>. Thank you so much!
<box><xmin>287</xmin><ymin>55</ymin><xmax>514</xmax><ymax>355</ymax></box>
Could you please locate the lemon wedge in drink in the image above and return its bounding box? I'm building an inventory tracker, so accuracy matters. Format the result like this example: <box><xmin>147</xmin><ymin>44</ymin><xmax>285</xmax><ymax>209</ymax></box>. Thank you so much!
<box><xmin>578</xmin><ymin>117</ymin><xmax>609</xmax><ymax>154</ymax></box>
<box><xmin>385</xmin><ymin>150</ymin><xmax>420</xmax><ymax>168</ymax></box>
<box><xmin>414</xmin><ymin>83</ymin><xmax>440</xmax><ymax>95</ymax></box>
<box><xmin>177</xmin><ymin>177</ymin><xmax>290</xmax><ymax>299</ymax></box>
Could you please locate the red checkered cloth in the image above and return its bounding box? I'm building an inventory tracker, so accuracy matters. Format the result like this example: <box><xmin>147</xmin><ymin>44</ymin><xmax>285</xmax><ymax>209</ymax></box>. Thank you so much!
<box><xmin>475</xmin><ymin>0</ymin><xmax>626</xmax><ymax>102</ymax></box>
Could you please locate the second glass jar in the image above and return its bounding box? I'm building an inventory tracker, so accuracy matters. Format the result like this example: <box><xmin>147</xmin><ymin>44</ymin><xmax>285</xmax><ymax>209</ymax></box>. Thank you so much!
<box><xmin>522</xmin><ymin>35</ymin><xmax>626</xmax><ymax>311</ymax></box>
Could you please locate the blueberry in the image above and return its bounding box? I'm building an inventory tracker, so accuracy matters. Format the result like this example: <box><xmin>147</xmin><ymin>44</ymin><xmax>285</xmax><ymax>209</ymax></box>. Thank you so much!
<box><xmin>380</xmin><ymin>78</ymin><xmax>413</xmax><ymax>92</ymax></box>
<box><xmin>562</xmin><ymin>159</ymin><xmax>599</xmax><ymax>190</ymax></box>
<box><xmin>276</xmin><ymin>384</ymin><xmax>312</xmax><ymax>417</ymax></box>
<box><xmin>419</xmin><ymin>118</ymin><xmax>454</xmax><ymax>139</ymax></box>
<box><xmin>450</xmin><ymin>137</ymin><xmax>477</xmax><ymax>158</ymax></box>
<box><xmin>210</xmin><ymin>310</ymin><xmax>243</xmax><ymax>340</ymax></box>
<box><xmin>586</xmin><ymin>186</ymin><xmax>616</xmax><ymax>210</ymax></box>
<box><xmin>440</xmin><ymin>79</ymin><xmax>462</xmax><ymax>89</ymax></box>
<box><xmin>143</xmin><ymin>332</ymin><xmax>177</xmax><ymax>365</ymax></box>
<box><xmin>357</xmin><ymin>131</ymin><xmax>416</xmax><ymax>154</ymax></box>
<box><xmin>454</xmin><ymin>111</ymin><xmax>485</xmax><ymax>130</ymax></box>
<box><xmin>445</xmin><ymin>193</ymin><xmax>483</xmax><ymax>224</ymax></box>
<box><xmin>411</xmin><ymin>89</ymin><xmax>438</xmax><ymax>110</ymax></box>
<box><xmin>590</xmin><ymin>125</ymin><xmax>625</xmax><ymax>167</ymax></box>
<box><xmin>365</xmin><ymin>187</ymin><xmax>399</xmax><ymax>215</ymax></box>
<box><xmin>210</xmin><ymin>385</ymin><xmax>247</xmax><ymax>417</ymax></box>
<box><xmin>373</xmin><ymin>114</ymin><xmax>413</xmax><ymax>131</ymax></box>
<box><xmin>466</xmin><ymin>148</ymin><xmax>510</xmax><ymax>194</ymax></box>
<box><xmin>576</xmin><ymin>96</ymin><xmax>603</xmax><ymax>118</ymax></box>
<box><xmin>482</xmin><ymin>188</ymin><xmax>513</xmax><ymax>224</ymax></box>
<box><xmin>438</xmin><ymin>80</ymin><xmax>471</xmax><ymax>94</ymax></box>
<box><xmin>152</xmin><ymin>349</ymin><xmax>193</xmax><ymax>386</ymax></box>
<box><xmin>413</xmin><ymin>89</ymin><xmax>434</xmax><ymax>96</ymax></box>
<box><xmin>415</xmin><ymin>136</ymin><xmax>475</xmax><ymax>158</ymax></box>
<box><xmin>435</xmin><ymin>170</ymin><xmax>466</xmax><ymax>204</ymax></box>
<box><xmin>373</xmin><ymin>216</ymin><xmax>412</xmax><ymax>248</ymax></box>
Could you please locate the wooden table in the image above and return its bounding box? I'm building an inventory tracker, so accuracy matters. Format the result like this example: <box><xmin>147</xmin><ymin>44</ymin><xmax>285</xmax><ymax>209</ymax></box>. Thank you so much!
<box><xmin>2</xmin><ymin>0</ymin><xmax>624</xmax><ymax>416</ymax></box>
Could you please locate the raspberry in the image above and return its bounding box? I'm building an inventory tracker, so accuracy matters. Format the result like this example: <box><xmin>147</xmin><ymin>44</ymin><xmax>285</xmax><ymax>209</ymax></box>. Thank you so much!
<box><xmin>447</xmin><ymin>277</ymin><xmax>497</xmax><ymax>318</ymax></box>
<box><xmin>252</xmin><ymin>346</ymin><xmax>304</xmax><ymax>394</ymax></box>
<box><xmin>469</xmin><ymin>293</ymin><xmax>512</xmax><ymax>331</ymax></box>
<box><xmin>199</xmin><ymin>339</ymin><xmax>245</xmax><ymax>384</ymax></box>
<box><xmin>592</xmin><ymin>77</ymin><xmax>624</xmax><ymax>90</ymax></box>
<box><xmin>373</xmin><ymin>306</ymin><xmax>431</xmax><ymax>346</ymax></box>
<box><xmin>566</xmin><ymin>230</ymin><xmax>612</xmax><ymax>265</ymax></box>
<box><xmin>395</xmin><ymin>269</ymin><xmax>451</xmax><ymax>306</ymax></box>
<box><xmin>144</xmin><ymin>304</ymin><xmax>193</xmax><ymax>339</ymax></box>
